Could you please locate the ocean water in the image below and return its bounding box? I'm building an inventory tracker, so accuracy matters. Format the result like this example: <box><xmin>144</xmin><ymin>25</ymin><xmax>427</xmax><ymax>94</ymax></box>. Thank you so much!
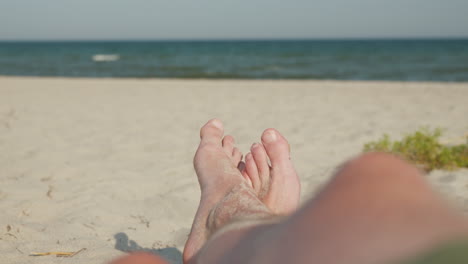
<box><xmin>0</xmin><ymin>40</ymin><xmax>467</xmax><ymax>81</ymax></box>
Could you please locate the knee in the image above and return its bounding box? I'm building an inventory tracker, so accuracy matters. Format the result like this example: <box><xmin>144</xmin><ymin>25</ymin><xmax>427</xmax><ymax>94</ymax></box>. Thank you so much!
<box><xmin>347</xmin><ymin>152</ymin><xmax>404</xmax><ymax>169</ymax></box>
<box><xmin>335</xmin><ymin>152</ymin><xmax>425</xmax><ymax>186</ymax></box>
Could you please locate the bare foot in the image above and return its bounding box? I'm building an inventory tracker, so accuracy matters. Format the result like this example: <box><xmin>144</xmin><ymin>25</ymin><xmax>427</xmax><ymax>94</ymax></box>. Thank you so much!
<box><xmin>242</xmin><ymin>128</ymin><xmax>301</xmax><ymax>214</ymax></box>
<box><xmin>183</xmin><ymin>119</ymin><xmax>270</xmax><ymax>264</ymax></box>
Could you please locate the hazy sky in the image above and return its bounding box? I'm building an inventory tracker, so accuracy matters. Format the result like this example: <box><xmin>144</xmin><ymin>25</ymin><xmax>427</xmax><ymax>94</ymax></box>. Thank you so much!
<box><xmin>1</xmin><ymin>0</ymin><xmax>468</xmax><ymax>40</ymax></box>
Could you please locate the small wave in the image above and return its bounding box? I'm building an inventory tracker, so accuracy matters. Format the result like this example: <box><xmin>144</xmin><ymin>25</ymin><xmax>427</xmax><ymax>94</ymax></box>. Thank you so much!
<box><xmin>92</xmin><ymin>54</ymin><xmax>120</xmax><ymax>62</ymax></box>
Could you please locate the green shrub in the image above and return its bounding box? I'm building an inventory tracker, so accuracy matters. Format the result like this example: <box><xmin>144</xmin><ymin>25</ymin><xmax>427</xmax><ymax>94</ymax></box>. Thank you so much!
<box><xmin>364</xmin><ymin>128</ymin><xmax>468</xmax><ymax>172</ymax></box>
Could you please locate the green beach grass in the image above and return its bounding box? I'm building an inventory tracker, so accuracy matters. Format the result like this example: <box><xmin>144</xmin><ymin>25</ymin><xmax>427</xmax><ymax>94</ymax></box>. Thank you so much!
<box><xmin>364</xmin><ymin>128</ymin><xmax>468</xmax><ymax>172</ymax></box>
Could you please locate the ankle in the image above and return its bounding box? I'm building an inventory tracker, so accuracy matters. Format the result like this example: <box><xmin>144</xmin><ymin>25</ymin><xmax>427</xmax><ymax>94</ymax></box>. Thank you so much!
<box><xmin>206</xmin><ymin>183</ymin><xmax>272</xmax><ymax>234</ymax></box>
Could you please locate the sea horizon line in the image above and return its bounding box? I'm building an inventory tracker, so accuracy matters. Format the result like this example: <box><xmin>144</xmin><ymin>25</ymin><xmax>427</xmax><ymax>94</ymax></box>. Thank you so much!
<box><xmin>1</xmin><ymin>37</ymin><xmax>468</xmax><ymax>43</ymax></box>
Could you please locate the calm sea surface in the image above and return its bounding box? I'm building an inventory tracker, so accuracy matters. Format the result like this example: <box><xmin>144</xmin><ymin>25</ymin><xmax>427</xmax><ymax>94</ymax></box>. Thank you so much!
<box><xmin>0</xmin><ymin>40</ymin><xmax>467</xmax><ymax>81</ymax></box>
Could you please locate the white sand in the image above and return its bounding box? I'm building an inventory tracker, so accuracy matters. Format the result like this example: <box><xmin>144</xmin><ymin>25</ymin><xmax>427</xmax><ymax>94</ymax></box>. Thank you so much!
<box><xmin>1</xmin><ymin>77</ymin><xmax>467</xmax><ymax>264</ymax></box>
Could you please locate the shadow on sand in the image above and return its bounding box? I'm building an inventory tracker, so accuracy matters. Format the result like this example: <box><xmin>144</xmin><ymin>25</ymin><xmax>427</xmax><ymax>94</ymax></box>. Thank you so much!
<box><xmin>114</xmin><ymin>232</ymin><xmax>183</xmax><ymax>264</ymax></box>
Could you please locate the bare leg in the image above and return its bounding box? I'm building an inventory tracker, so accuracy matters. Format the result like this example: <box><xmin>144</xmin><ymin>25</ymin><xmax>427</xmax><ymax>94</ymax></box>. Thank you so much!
<box><xmin>185</xmin><ymin>120</ymin><xmax>468</xmax><ymax>264</ymax></box>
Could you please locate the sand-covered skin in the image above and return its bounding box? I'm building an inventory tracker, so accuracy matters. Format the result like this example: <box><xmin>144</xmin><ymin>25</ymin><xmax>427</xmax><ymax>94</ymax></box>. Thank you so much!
<box><xmin>0</xmin><ymin>77</ymin><xmax>467</xmax><ymax>264</ymax></box>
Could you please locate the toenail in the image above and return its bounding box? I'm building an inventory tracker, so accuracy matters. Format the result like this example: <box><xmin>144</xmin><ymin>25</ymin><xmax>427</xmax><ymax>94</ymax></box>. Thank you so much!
<box><xmin>210</xmin><ymin>119</ymin><xmax>223</xmax><ymax>129</ymax></box>
<box><xmin>251</xmin><ymin>143</ymin><xmax>260</xmax><ymax>149</ymax></box>
<box><xmin>263</xmin><ymin>130</ymin><xmax>277</xmax><ymax>143</ymax></box>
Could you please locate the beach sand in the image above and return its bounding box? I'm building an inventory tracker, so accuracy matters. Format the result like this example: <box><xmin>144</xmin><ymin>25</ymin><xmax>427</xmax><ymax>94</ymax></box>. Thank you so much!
<box><xmin>1</xmin><ymin>77</ymin><xmax>467</xmax><ymax>264</ymax></box>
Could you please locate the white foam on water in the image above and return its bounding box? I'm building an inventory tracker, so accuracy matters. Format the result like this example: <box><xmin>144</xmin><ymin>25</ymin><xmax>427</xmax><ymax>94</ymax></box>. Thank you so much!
<box><xmin>92</xmin><ymin>54</ymin><xmax>120</xmax><ymax>62</ymax></box>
